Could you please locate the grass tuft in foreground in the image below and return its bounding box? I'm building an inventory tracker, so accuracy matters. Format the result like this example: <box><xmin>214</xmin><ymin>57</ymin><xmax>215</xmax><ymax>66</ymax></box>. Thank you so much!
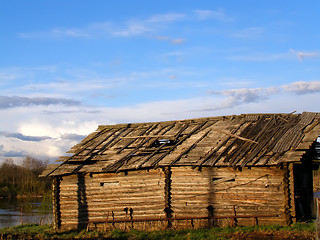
<box><xmin>0</xmin><ymin>222</ymin><xmax>316</xmax><ymax>239</ymax></box>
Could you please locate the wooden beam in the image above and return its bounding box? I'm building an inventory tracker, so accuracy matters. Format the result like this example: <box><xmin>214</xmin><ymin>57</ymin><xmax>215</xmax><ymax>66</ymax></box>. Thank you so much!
<box><xmin>283</xmin><ymin>163</ymin><xmax>293</xmax><ymax>225</ymax></box>
<box><xmin>120</xmin><ymin>135</ymin><xmax>175</xmax><ymax>139</ymax></box>
<box><xmin>153</xmin><ymin>121</ymin><xmax>209</xmax><ymax>167</ymax></box>
<box><xmin>169</xmin><ymin>129</ymin><xmax>212</xmax><ymax>166</ymax></box>
<box><xmin>211</xmin><ymin>128</ymin><xmax>258</xmax><ymax>144</ymax></box>
<box><xmin>164</xmin><ymin>167</ymin><xmax>173</xmax><ymax>228</ymax></box>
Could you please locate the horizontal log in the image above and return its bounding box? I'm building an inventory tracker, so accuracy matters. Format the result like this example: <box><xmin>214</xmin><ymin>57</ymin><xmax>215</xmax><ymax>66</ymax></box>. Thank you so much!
<box><xmin>60</xmin><ymin>198</ymin><xmax>165</xmax><ymax>206</ymax></box>
<box><xmin>171</xmin><ymin>173</ymin><xmax>282</xmax><ymax>179</ymax></box>
<box><xmin>60</xmin><ymin>182</ymin><xmax>164</xmax><ymax>189</ymax></box>
<box><xmin>171</xmin><ymin>199</ymin><xmax>284</xmax><ymax>206</ymax></box>
<box><xmin>171</xmin><ymin>177</ymin><xmax>282</xmax><ymax>184</ymax></box>
<box><xmin>172</xmin><ymin>204</ymin><xmax>284</xmax><ymax>211</ymax></box>
<box><xmin>87</xmin><ymin>208</ymin><xmax>166</xmax><ymax>215</ymax></box>
<box><xmin>170</xmin><ymin>188</ymin><xmax>283</xmax><ymax>195</ymax></box>
<box><xmin>171</xmin><ymin>202</ymin><xmax>284</xmax><ymax>209</ymax></box>
<box><xmin>60</xmin><ymin>209</ymin><xmax>165</xmax><ymax>218</ymax></box>
<box><xmin>59</xmin><ymin>186</ymin><xmax>164</xmax><ymax>194</ymax></box>
<box><xmin>85</xmin><ymin>193</ymin><xmax>164</xmax><ymax>199</ymax></box>
<box><xmin>59</xmin><ymin>190</ymin><xmax>163</xmax><ymax>196</ymax></box>
<box><xmin>171</xmin><ymin>183</ymin><xmax>282</xmax><ymax>189</ymax></box>
<box><xmin>60</xmin><ymin>196</ymin><xmax>164</xmax><ymax>203</ymax></box>
<box><xmin>87</xmin><ymin>175</ymin><xmax>164</xmax><ymax>182</ymax></box>
<box><xmin>171</xmin><ymin>166</ymin><xmax>281</xmax><ymax>174</ymax></box>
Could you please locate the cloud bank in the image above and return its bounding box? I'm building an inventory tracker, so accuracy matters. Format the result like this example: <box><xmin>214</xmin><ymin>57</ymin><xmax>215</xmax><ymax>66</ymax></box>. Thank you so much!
<box><xmin>282</xmin><ymin>81</ymin><xmax>320</xmax><ymax>95</ymax></box>
<box><xmin>0</xmin><ymin>96</ymin><xmax>81</xmax><ymax>109</ymax></box>
<box><xmin>0</xmin><ymin>80</ymin><xmax>319</xmax><ymax>163</ymax></box>
<box><xmin>0</xmin><ymin>131</ymin><xmax>52</xmax><ymax>141</ymax></box>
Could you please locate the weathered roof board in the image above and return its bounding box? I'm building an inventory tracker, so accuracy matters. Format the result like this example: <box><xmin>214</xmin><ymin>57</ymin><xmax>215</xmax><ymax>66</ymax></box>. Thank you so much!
<box><xmin>42</xmin><ymin>112</ymin><xmax>320</xmax><ymax>177</ymax></box>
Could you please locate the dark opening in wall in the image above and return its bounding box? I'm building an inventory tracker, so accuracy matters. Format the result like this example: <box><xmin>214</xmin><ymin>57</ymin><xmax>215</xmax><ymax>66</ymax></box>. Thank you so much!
<box><xmin>212</xmin><ymin>176</ymin><xmax>236</xmax><ymax>184</ymax></box>
<box><xmin>100</xmin><ymin>181</ymin><xmax>119</xmax><ymax>187</ymax></box>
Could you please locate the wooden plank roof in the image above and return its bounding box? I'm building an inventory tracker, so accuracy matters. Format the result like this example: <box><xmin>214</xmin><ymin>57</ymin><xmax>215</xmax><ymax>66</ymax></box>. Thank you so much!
<box><xmin>42</xmin><ymin>112</ymin><xmax>320</xmax><ymax>177</ymax></box>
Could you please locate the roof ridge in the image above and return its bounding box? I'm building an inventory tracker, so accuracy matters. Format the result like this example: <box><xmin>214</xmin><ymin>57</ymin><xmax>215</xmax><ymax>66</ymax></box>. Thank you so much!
<box><xmin>97</xmin><ymin>112</ymin><xmax>306</xmax><ymax>130</ymax></box>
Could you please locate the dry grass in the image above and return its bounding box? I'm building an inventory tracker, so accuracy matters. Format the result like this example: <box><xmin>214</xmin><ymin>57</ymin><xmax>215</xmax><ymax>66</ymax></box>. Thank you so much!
<box><xmin>0</xmin><ymin>222</ymin><xmax>316</xmax><ymax>240</ymax></box>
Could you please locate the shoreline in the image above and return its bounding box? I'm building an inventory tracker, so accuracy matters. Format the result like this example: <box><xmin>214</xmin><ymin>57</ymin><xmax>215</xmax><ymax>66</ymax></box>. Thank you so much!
<box><xmin>0</xmin><ymin>195</ymin><xmax>45</xmax><ymax>200</ymax></box>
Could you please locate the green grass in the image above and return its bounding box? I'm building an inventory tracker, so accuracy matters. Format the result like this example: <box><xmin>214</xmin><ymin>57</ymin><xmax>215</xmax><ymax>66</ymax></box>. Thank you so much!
<box><xmin>0</xmin><ymin>222</ymin><xmax>316</xmax><ymax>239</ymax></box>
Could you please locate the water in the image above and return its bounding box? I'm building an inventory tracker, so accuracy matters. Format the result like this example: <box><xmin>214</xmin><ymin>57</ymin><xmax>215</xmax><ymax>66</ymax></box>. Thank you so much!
<box><xmin>0</xmin><ymin>198</ymin><xmax>52</xmax><ymax>228</ymax></box>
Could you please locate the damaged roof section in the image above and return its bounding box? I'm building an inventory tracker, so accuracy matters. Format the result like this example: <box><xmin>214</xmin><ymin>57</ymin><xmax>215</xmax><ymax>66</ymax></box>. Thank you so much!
<box><xmin>42</xmin><ymin>112</ymin><xmax>320</xmax><ymax>177</ymax></box>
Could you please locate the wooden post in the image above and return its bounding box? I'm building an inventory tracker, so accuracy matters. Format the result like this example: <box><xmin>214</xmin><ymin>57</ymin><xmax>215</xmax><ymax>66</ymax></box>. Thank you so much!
<box><xmin>288</xmin><ymin>163</ymin><xmax>297</xmax><ymax>223</ymax></box>
<box><xmin>52</xmin><ymin>176</ymin><xmax>61</xmax><ymax>229</ymax></box>
<box><xmin>112</xmin><ymin>211</ymin><xmax>115</xmax><ymax>228</ymax></box>
<box><xmin>130</xmin><ymin>208</ymin><xmax>134</xmax><ymax>229</ymax></box>
<box><xmin>163</xmin><ymin>167</ymin><xmax>173</xmax><ymax>228</ymax></box>
<box><xmin>316</xmin><ymin>198</ymin><xmax>320</xmax><ymax>240</ymax></box>
<box><xmin>207</xmin><ymin>205</ymin><xmax>214</xmax><ymax>228</ymax></box>
<box><xmin>232</xmin><ymin>205</ymin><xmax>238</xmax><ymax>227</ymax></box>
<box><xmin>252</xmin><ymin>217</ymin><xmax>258</xmax><ymax>226</ymax></box>
<box><xmin>283</xmin><ymin>163</ymin><xmax>293</xmax><ymax>225</ymax></box>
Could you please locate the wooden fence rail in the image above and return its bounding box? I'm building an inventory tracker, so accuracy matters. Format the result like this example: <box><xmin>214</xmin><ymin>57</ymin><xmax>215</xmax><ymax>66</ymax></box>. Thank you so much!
<box><xmin>86</xmin><ymin>214</ymin><xmax>279</xmax><ymax>230</ymax></box>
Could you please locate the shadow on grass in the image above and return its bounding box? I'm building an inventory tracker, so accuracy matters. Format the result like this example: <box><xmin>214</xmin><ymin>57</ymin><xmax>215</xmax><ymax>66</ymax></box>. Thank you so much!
<box><xmin>0</xmin><ymin>222</ymin><xmax>316</xmax><ymax>240</ymax></box>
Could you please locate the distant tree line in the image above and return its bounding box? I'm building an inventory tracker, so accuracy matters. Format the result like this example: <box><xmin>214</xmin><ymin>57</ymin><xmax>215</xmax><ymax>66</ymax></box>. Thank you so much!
<box><xmin>0</xmin><ymin>157</ymin><xmax>51</xmax><ymax>198</ymax></box>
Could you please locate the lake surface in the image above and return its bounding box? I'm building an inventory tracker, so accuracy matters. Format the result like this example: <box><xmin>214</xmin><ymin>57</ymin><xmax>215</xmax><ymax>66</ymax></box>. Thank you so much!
<box><xmin>0</xmin><ymin>198</ymin><xmax>52</xmax><ymax>229</ymax></box>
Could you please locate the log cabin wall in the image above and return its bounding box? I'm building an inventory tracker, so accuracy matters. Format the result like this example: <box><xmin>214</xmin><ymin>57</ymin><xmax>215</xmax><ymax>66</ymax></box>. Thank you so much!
<box><xmin>170</xmin><ymin>166</ymin><xmax>288</xmax><ymax>227</ymax></box>
<box><xmin>59</xmin><ymin>174</ymin><xmax>82</xmax><ymax>229</ymax></box>
<box><xmin>58</xmin><ymin>165</ymin><xmax>296</xmax><ymax>230</ymax></box>
<box><xmin>59</xmin><ymin>169</ymin><xmax>165</xmax><ymax>230</ymax></box>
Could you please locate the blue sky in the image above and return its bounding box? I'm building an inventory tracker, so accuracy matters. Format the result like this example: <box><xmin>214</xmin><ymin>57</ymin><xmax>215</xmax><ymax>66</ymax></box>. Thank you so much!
<box><xmin>0</xmin><ymin>0</ymin><xmax>320</xmax><ymax>163</ymax></box>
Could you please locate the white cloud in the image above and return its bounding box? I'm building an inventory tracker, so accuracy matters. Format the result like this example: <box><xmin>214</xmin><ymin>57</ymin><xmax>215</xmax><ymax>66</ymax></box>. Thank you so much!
<box><xmin>19</xmin><ymin>12</ymin><xmax>186</xmax><ymax>39</ymax></box>
<box><xmin>0</xmin><ymin>71</ymin><xmax>20</xmax><ymax>82</ymax></box>
<box><xmin>219</xmin><ymin>78</ymin><xmax>254</xmax><ymax>88</ymax></box>
<box><xmin>113</xmin><ymin>21</ymin><xmax>152</xmax><ymax>37</ymax></box>
<box><xmin>147</xmin><ymin>13</ymin><xmax>185</xmax><ymax>23</ymax></box>
<box><xmin>282</xmin><ymin>81</ymin><xmax>320</xmax><ymax>94</ymax></box>
<box><xmin>221</xmin><ymin>87</ymin><xmax>277</xmax><ymax>103</ymax></box>
<box><xmin>0</xmin><ymin>95</ymin><xmax>80</xmax><ymax>109</ymax></box>
<box><xmin>205</xmin><ymin>87</ymin><xmax>279</xmax><ymax>112</ymax></box>
<box><xmin>194</xmin><ymin>9</ymin><xmax>232</xmax><ymax>21</ymax></box>
<box><xmin>0</xmin><ymin>64</ymin><xmax>128</xmax><ymax>99</ymax></box>
<box><xmin>18</xmin><ymin>116</ymin><xmax>98</xmax><ymax>138</ymax></box>
<box><xmin>21</xmin><ymin>78</ymin><xmax>123</xmax><ymax>95</ymax></box>
<box><xmin>0</xmin><ymin>131</ymin><xmax>52</xmax><ymax>141</ymax></box>
<box><xmin>51</xmin><ymin>28</ymin><xmax>90</xmax><ymax>38</ymax></box>
<box><xmin>0</xmin><ymin>136</ymin><xmax>81</xmax><ymax>162</ymax></box>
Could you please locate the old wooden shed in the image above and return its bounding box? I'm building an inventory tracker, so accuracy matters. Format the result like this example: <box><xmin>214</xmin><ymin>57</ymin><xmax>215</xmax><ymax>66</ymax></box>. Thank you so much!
<box><xmin>42</xmin><ymin>112</ymin><xmax>320</xmax><ymax>230</ymax></box>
